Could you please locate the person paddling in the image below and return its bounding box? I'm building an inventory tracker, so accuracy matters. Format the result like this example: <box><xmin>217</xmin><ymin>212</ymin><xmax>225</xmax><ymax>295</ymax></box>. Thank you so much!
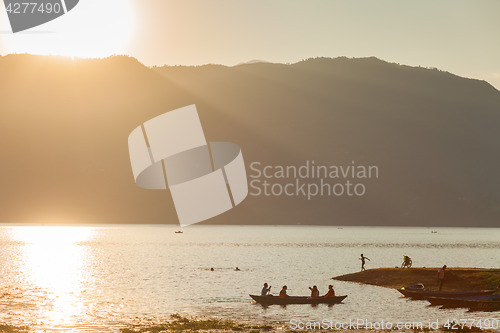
<box><xmin>308</xmin><ymin>285</ymin><xmax>319</xmax><ymax>298</ymax></box>
<box><xmin>360</xmin><ymin>254</ymin><xmax>370</xmax><ymax>271</ymax></box>
<box><xmin>323</xmin><ymin>285</ymin><xmax>336</xmax><ymax>298</ymax></box>
<box><xmin>438</xmin><ymin>265</ymin><xmax>447</xmax><ymax>291</ymax></box>
<box><xmin>261</xmin><ymin>283</ymin><xmax>271</xmax><ymax>296</ymax></box>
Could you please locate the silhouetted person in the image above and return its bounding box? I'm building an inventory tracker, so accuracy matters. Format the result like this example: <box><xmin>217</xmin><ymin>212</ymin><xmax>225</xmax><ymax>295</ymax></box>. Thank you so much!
<box><xmin>323</xmin><ymin>284</ymin><xmax>336</xmax><ymax>298</ymax></box>
<box><xmin>279</xmin><ymin>285</ymin><xmax>289</xmax><ymax>298</ymax></box>
<box><xmin>438</xmin><ymin>265</ymin><xmax>447</xmax><ymax>291</ymax></box>
<box><xmin>210</xmin><ymin>267</ymin><xmax>214</xmax><ymax>271</ymax></box>
<box><xmin>235</xmin><ymin>267</ymin><xmax>240</xmax><ymax>271</ymax></box>
<box><xmin>360</xmin><ymin>254</ymin><xmax>370</xmax><ymax>271</ymax></box>
<box><xmin>308</xmin><ymin>285</ymin><xmax>319</xmax><ymax>298</ymax></box>
<box><xmin>261</xmin><ymin>283</ymin><xmax>271</xmax><ymax>296</ymax></box>
<box><xmin>401</xmin><ymin>255</ymin><xmax>412</xmax><ymax>268</ymax></box>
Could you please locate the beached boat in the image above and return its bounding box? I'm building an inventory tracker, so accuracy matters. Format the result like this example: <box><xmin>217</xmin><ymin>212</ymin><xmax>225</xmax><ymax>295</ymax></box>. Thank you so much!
<box><xmin>249</xmin><ymin>294</ymin><xmax>347</xmax><ymax>305</ymax></box>
<box><xmin>426</xmin><ymin>294</ymin><xmax>500</xmax><ymax>311</ymax></box>
<box><xmin>397</xmin><ymin>288</ymin><xmax>495</xmax><ymax>300</ymax></box>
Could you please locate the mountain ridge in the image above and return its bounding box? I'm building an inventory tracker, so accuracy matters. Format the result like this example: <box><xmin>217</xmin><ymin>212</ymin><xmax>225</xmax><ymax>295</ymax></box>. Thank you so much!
<box><xmin>0</xmin><ymin>54</ymin><xmax>499</xmax><ymax>227</ymax></box>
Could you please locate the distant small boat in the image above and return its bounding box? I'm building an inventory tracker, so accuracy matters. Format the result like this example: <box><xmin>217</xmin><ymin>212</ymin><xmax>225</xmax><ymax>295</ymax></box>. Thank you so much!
<box><xmin>426</xmin><ymin>295</ymin><xmax>500</xmax><ymax>311</ymax></box>
<box><xmin>250</xmin><ymin>294</ymin><xmax>347</xmax><ymax>305</ymax></box>
<box><xmin>431</xmin><ymin>231</ymin><xmax>438</xmax><ymax>233</ymax></box>
<box><xmin>397</xmin><ymin>288</ymin><xmax>495</xmax><ymax>300</ymax></box>
<box><xmin>174</xmin><ymin>231</ymin><xmax>183</xmax><ymax>234</ymax></box>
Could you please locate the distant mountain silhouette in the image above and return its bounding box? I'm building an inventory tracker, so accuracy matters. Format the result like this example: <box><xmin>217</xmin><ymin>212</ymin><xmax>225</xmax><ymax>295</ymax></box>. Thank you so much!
<box><xmin>237</xmin><ymin>59</ymin><xmax>271</xmax><ymax>65</ymax></box>
<box><xmin>0</xmin><ymin>54</ymin><xmax>499</xmax><ymax>227</ymax></box>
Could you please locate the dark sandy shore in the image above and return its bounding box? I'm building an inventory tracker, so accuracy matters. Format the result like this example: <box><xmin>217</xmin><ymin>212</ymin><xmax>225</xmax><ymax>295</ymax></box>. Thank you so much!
<box><xmin>332</xmin><ymin>267</ymin><xmax>500</xmax><ymax>291</ymax></box>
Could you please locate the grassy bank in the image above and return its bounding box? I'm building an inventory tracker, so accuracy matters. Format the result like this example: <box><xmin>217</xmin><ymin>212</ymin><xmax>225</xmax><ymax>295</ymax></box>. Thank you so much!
<box><xmin>0</xmin><ymin>324</ymin><xmax>29</xmax><ymax>333</ymax></box>
<box><xmin>332</xmin><ymin>267</ymin><xmax>500</xmax><ymax>291</ymax></box>
<box><xmin>0</xmin><ymin>315</ymin><xmax>494</xmax><ymax>332</ymax></box>
<box><xmin>121</xmin><ymin>314</ymin><xmax>274</xmax><ymax>333</ymax></box>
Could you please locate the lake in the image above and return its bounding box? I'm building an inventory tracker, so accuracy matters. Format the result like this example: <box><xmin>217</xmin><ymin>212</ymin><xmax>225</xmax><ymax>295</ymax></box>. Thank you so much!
<box><xmin>0</xmin><ymin>225</ymin><xmax>498</xmax><ymax>331</ymax></box>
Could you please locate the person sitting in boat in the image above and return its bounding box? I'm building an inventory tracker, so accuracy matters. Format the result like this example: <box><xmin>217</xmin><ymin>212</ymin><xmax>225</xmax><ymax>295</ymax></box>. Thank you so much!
<box><xmin>323</xmin><ymin>284</ymin><xmax>336</xmax><ymax>298</ymax></box>
<box><xmin>308</xmin><ymin>285</ymin><xmax>320</xmax><ymax>298</ymax></box>
<box><xmin>261</xmin><ymin>283</ymin><xmax>271</xmax><ymax>296</ymax></box>
<box><xmin>279</xmin><ymin>285</ymin><xmax>289</xmax><ymax>298</ymax></box>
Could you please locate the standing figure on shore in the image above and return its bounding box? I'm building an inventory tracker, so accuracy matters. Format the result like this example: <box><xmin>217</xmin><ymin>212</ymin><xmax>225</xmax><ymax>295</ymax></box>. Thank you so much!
<box><xmin>438</xmin><ymin>265</ymin><xmax>447</xmax><ymax>291</ymax></box>
<box><xmin>261</xmin><ymin>283</ymin><xmax>271</xmax><ymax>296</ymax></box>
<box><xmin>360</xmin><ymin>254</ymin><xmax>370</xmax><ymax>271</ymax></box>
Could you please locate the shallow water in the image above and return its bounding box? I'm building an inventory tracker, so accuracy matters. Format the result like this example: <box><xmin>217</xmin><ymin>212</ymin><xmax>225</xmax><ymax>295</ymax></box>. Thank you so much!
<box><xmin>0</xmin><ymin>225</ymin><xmax>498</xmax><ymax>331</ymax></box>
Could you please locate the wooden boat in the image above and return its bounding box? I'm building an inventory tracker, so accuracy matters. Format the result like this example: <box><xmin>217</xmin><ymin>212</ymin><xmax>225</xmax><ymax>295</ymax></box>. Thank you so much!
<box><xmin>397</xmin><ymin>288</ymin><xmax>495</xmax><ymax>300</ymax></box>
<box><xmin>174</xmin><ymin>231</ymin><xmax>183</xmax><ymax>234</ymax></box>
<box><xmin>468</xmin><ymin>298</ymin><xmax>500</xmax><ymax>312</ymax></box>
<box><xmin>426</xmin><ymin>295</ymin><xmax>500</xmax><ymax>311</ymax></box>
<box><xmin>250</xmin><ymin>294</ymin><xmax>347</xmax><ymax>305</ymax></box>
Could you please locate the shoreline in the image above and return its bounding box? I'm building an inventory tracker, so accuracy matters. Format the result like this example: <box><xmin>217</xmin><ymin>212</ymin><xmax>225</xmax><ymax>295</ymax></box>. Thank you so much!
<box><xmin>332</xmin><ymin>267</ymin><xmax>500</xmax><ymax>291</ymax></box>
<box><xmin>2</xmin><ymin>314</ymin><xmax>492</xmax><ymax>333</ymax></box>
<box><xmin>1</xmin><ymin>311</ymin><xmax>497</xmax><ymax>332</ymax></box>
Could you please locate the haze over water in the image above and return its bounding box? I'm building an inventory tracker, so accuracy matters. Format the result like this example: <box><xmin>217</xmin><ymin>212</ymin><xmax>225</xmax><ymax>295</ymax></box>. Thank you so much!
<box><xmin>0</xmin><ymin>225</ymin><xmax>498</xmax><ymax>331</ymax></box>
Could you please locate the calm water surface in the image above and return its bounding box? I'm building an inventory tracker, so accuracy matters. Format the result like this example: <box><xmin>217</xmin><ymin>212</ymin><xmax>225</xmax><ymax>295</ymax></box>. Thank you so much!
<box><xmin>0</xmin><ymin>225</ymin><xmax>498</xmax><ymax>331</ymax></box>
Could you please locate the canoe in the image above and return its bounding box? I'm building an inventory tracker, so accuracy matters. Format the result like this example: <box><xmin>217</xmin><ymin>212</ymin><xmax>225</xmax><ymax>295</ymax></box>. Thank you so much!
<box><xmin>426</xmin><ymin>295</ymin><xmax>500</xmax><ymax>311</ymax></box>
<box><xmin>397</xmin><ymin>288</ymin><xmax>495</xmax><ymax>300</ymax></box>
<box><xmin>250</xmin><ymin>294</ymin><xmax>347</xmax><ymax>305</ymax></box>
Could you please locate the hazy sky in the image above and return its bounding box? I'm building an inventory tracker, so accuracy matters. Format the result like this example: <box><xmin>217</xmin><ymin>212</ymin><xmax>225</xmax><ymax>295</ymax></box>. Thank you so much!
<box><xmin>1</xmin><ymin>0</ymin><xmax>499</xmax><ymax>89</ymax></box>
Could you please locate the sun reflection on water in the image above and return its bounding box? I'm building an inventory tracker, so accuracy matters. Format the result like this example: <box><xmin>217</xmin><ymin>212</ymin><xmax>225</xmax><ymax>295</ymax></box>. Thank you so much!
<box><xmin>10</xmin><ymin>226</ymin><xmax>94</xmax><ymax>328</ymax></box>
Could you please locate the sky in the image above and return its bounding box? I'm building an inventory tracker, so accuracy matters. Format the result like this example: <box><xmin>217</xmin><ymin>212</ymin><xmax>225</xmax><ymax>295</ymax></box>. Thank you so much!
<box><xmin>1</xmin><ymin>0</ymin><xmax>499</xmax><ymax>90</ymax></box>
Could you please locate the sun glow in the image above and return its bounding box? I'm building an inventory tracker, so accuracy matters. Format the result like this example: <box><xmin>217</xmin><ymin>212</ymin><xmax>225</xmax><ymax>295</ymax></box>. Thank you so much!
<box><xmin>0</xmin><ymin>0</ymin><xmax>135</xmax><ymax>58</ymax></box>
<box><xmin>10</xmin><ymin>226</ymin><xmax>95</xmax><ymax>327</ymax></box>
